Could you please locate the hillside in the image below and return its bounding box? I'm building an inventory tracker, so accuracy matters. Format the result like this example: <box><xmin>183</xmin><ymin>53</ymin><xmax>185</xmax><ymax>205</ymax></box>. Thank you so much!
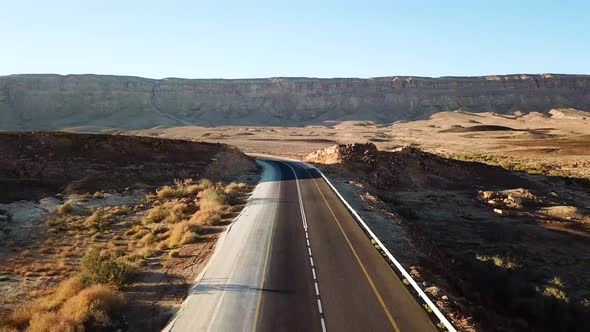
<box><xmin>1</xmin><ymin>74</ymin><xmax>589</xmax><ymax>130</ymax></box>
<box><xmin>0</xmin><ymin>132</ymin><xmax>255</xmax><ymax>202</ymax></box>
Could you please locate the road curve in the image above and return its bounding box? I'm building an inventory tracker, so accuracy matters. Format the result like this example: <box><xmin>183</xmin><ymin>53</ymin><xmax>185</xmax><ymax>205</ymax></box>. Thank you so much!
<box><xmin>165</xmin><ymin>157</ymin><xmax>438</xmax><ymax>332</ymax></box>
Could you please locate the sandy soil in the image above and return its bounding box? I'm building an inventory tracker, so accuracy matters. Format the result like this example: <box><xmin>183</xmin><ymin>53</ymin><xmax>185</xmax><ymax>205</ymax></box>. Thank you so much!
<box><xmin>120</xmin><ymin>108</ymin><xmax>590</xmax><ymax>179</ymax></box>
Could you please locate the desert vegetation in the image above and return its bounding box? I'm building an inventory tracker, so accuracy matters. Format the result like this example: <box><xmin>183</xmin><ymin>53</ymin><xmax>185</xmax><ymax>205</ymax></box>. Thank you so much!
<box><xmin>308</xmin><ymin>143</ymin><xmax>590</xmax><ymax>331</ymax></box>
<box><xmin>0</xmin><ymin>178</ymin><xmax>254</xmax><ymax>331</ymax></box>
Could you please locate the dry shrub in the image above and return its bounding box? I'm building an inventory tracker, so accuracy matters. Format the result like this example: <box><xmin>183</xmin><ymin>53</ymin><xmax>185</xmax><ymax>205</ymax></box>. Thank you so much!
<box><xmin>20</xmin><ymin>285</ymin><xmax>125</xmax><ymax>331</ymax></box>
<box><xmin>142</xmin><ymin>205</ymin><xmax>170</xmax><ymax>225</ymax></box>
<box><xmin>164</xmin><ymin>202</ymin><xmax>189</xmax><ymax>224</ymax></box>
<box><xmin>111</xmin><ymin>205</ymin><xmax>131</xmax><ymax>216</ymax></box>
<box><xmin>185</xmin><ymin>184</ymin><xmax>201</xmax><ymax>195</ymax></box>
<box><xmin>39</xmin><ymin>276</ymin><xmax>84</xmax><ymax>310</ymax></box>
<box><xmin>157</xmin><ymin>178</ymin><xmax>212</xmax><ymax>199</ymax></box>
<box><xmin>45</xmin><ymin>216</ymin><xmax>67</xmax><ymax>227</ymax></box>
<box><xmin>6</xmin><ymin>304</ymin><xmax>40</xmax><ymax>329</ymax></box>
<box><xmin>156</xmin><ymin>185</ymin><xmax>178</xmax><ymax>199</ymax></box>
<box><xmin>137</xmin><ymin>247</ymin><xmax>157</xmax><ymax>259</ymax></box>
<box><xmin>59</xmin><ymin>285</ymin><xmax>125</xmax><ymax>327</ymax></box>
<box><xmin>224</xmin><ymin>182</ymin><xmax>247</xmax><ymax>195</ymax></box>
<box><xmin>83</xmin><ymin>211</ymin><xmax>109</xmax><ymax>230</ymax></box>
<box><xmin>168</xmin><ymin>222</ymin><xmax>200</xmax><ymax>247</ymax></box>
<box><xmin>4</xmin><ymin>276</ymin><xmax>84</xmax><ymax>329</ymax></box>
<box><xmin>191</xmin><ymin>208</ymin><xmax>222</xmax><ymax>226</ymax></box>
<box><xmin>186</xmin><ymin>186</ymin><xmax>230</xmax><ymax>226</ymax></box>
<box><xmin>131</xmin><ymin>228</ymin><xmax>150</xmax><ymax>240</ymax></box>
<box><xmin>57</xmin><ymin>203</ymin><xmax>73</xmax><ymax>216</ymax></box>
<box><xmin>150</xmin><ymin>223</ymin><xmax>168</xmax><ymax>235</ymax></box>
<box><xmin>157</xmin><ymin>241</ymin><xmax>170</xmax><ymax>250</ymax></box>
<box><xmin>26</xmin><ymin>311</ymin><xmax>63</xmax><ymax>332</ymax></box>
<box><xmin>143</xmin><ymin>201</ymin><xmax>191</xmax><ymax>225</ymax></box>
<box><xmin>124</xmin><ymin>224</ymin><xmax>142</xmax><ymax>236</ymax></box>
<box><xmin>199</xmin><ymin>179</ymin><xmax>214</xmax><ymax>189</ymax></box>
<box><xmin>139</xmin><ymin>233</ymin><xmax>156</xmax><ymax>246</ymax></box>
<box><xmin>198</xmin><ymin>188</ymin><xmax>228</xmax><ymax>209</ymax></box>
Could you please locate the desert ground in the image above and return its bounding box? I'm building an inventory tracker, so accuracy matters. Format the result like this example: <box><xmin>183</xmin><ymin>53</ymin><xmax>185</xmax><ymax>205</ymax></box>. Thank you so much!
<box><xmin>0</xmin><ymin>133</ymin><xmax>258</xmax><ymax>331</ymax></box>
<box><xmin>119</xmin><ymin>108</ymin><xmax>590</xmax><ymax>178</ymax></box>
<box><xmin>1</xmin><ymin>107</ymin><xmax>589</xmax><ymax>331</ymax></box>
<box><xmin>109</xmin><ymin>108</ymin><xmax>590</xmax><ymax>331</ymax></box>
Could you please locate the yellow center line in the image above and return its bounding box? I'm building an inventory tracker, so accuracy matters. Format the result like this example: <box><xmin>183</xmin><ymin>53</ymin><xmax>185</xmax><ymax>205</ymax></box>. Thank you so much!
<box><xmin>309</xmin><ymin>175</ymin><xmax>401</xmax><ymax>332</ymax></box>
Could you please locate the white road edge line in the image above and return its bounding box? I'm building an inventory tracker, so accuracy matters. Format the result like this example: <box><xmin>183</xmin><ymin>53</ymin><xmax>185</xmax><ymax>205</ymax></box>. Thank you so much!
<box><xmin>311</xmin><ymin>167</ymin><xmax>457</xmax><ymax>332</ymax></box>
<box><xmin>281</xmin><ymin>161</ymin><xmax>328</xmax><ymax>332</ymax></box>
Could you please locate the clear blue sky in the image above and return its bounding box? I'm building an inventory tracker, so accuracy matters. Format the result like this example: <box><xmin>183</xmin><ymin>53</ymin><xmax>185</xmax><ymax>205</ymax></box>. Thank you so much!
<box><xmin>2</xmin><ymin>0</ymin><xmax>589</xmax><ymax>78</ymax></box>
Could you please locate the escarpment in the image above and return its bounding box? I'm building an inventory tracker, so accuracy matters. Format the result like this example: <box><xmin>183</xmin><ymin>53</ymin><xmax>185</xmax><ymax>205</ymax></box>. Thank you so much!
<box><xmin>0</xmin><ymin>74</ymin><xmax>588</xmax><ymax>129</ymax></box>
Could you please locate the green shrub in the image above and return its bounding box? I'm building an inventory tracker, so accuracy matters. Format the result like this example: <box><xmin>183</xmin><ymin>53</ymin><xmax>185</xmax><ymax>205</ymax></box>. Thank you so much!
<box><xmin>80</xmin><ymin>248</ymin><xmax>133</xmax><ymax>287</ymax></box>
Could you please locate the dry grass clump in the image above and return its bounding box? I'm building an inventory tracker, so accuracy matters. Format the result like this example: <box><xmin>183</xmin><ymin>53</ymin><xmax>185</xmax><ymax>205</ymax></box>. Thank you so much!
<box><xmin>8</xmin><ymin>276</ymin><xmax>84</xmax><ymax>326</ymax></box>
<box><xmin>83</xmin><ymin>211</ymin><xmax>110</xmax><ymax>231</ymax></box>
<box><xmin>56</xmin><ymin>203</ymin><xmax>73</xmax><ymax>216</ymax></box>
<box><xmin>168</xmin><ymin>222</ymin><xmax>201</xmax><ymax>247</ymax></box>
<box><xmin>136</xmin><ymin>247</ymin><xmax>158</xmax><ymax>259</ymax></box>
<box><xmin>156</xmin><ymin>185</ymin><xmax>180</xmax><ymax>199</ymax></box>
<box><xmin>4</xmin><ymin>281</ymin><xmax>125</xmax><ymax>331</ymax></box>
<box><xmin>142</xmin><ymin>205</ymin><xmax>170</xmax><ymax>224</ymax></box>
<box><xmin>44</xmin><ymin>216</ymin><xmax>68</xmax><ymax>227</ymax></box>
<box><xmin>139</xmin><ymin>233</ymin><xmax>156</xmax><ymax>246</ymax></box>
<box><xmin>154</xmin><ymin>178</ymin><xmax>222</xmax><ymax>200</ymax></box>
<box><xmin>58</xmin><ymin>284</ymin><xmax>125</xmax><ymax>326</ymax></box>
<box><xmin>110</xmin><ymin>205</ymin><xmax>131</xmax><ymax>216</ymax></box>
<box><xmin>2</xmin><ymin>177</ymin><xmax>251</xmax><ymax>332</ymax></box>
<box><xmin>224</xmin><ymin>182</ymin><xmax>247</xmax><ymax>195</ymax></box>
<box><xmin>190</xmin><ymin>187</ymin><xmax>228</xmax><ymax>226</ymax></box>
<box><xmin>142</xmin><ymin>201</ymin><xmax>192</xmax><ymax>225</ymax></box>
<box><xmin>475</xmin><ymin>254</ymin><xmax>520</xmax><ymax>270</ymax></box>
<box><xmin>539</xmin><ymin>277</ymin><xmax>569</xmax><ymax>301</ymax></box>
<box><xmin>156</xmin><ymin>178</ymin><xmax>210</xmax><ymax>199</ymax></box>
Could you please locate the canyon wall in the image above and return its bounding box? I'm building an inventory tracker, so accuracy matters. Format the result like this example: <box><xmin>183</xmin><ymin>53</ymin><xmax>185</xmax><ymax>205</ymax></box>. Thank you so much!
<box><xmin>0</xmin><ymin>74</ymin><xmax>589</xmax><ymax>129</ymax></box>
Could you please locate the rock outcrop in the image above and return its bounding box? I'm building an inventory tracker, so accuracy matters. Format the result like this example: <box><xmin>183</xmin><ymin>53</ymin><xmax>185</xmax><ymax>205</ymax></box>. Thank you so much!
<box><xmin>306</xmin><ymin>143</ymin><xmax>529</xmax><ymax>190</ymax></box>
<box><xmin>1</xmin><ymin>74</ymin><xmax>589</xmax><ymax>130</ymax></box>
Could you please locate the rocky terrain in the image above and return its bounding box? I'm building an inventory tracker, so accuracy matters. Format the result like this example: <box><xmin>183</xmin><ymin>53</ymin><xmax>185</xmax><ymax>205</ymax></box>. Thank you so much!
<box><xmin>1</xmin><ymin>74</ymin><xmax>589</xmax><ymax>129</ymax></box>
<box><xmin>0</xmin><ymin>132</ymin><xmax>254</xmax><ymax>203</ymax></box>
<box><xmin>307</xmin><ymin>143</ymin><xmax>590</xmax><ymax>332</ymax></box>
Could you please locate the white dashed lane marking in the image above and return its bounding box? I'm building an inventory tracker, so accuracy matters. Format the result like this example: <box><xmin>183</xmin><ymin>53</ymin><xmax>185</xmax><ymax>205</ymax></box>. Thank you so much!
<box><xmin>281</xmin><ymin>161</ymin><xmax>327</xmax><ymax>332</ymax></box>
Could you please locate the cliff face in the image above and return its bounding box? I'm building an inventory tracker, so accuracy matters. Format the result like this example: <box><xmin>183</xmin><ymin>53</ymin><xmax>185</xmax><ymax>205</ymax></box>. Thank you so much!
<box><xmin>1</xmin><ymin>74</ymin><xmax>589</xmax><ymax>129</ymax></box>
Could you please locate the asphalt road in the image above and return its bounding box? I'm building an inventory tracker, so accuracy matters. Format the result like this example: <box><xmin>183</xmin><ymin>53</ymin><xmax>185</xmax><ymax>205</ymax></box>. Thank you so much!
<box><xmin>166</xmin><ymin>157</ymin><xmax>438</xmax><ymax>332</ymax></box>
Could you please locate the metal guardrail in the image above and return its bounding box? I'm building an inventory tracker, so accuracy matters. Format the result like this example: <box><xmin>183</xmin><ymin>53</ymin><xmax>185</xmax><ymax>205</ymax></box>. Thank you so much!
<box><xmin>314</xmin><ymin>167</ymin><xmax>457</xmax><ymax>332</ymax></box>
